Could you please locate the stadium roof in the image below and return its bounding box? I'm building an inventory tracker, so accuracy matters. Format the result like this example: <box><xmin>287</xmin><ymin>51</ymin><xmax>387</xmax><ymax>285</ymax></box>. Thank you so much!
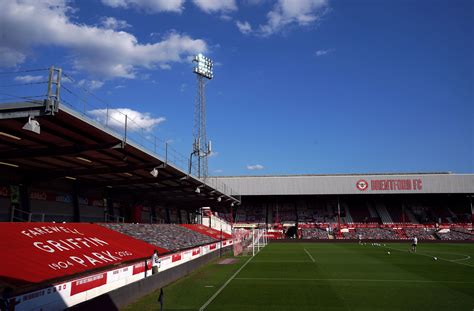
<box><xmin>0</xmin><ymin>100</ymin><xmax>240</xmax><ymax>208</ymax></box>
<box><xmin>212</xmin><ymin>173</ymin><xmax>474</xmax><ymax>196</ymax></box>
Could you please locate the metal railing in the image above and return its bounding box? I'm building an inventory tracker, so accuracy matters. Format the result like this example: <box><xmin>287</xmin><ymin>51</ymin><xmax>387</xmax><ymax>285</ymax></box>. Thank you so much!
<box><xmin>10</xmin><ymin>207</ymin><xmax>45</xmax><ymax>222</ymax></box>
<box><xmin>59</xmin><ymin>69</ymin><xmax>240</xmax><ymax>200</ymax></box>
<box><xmin>105</xmin><ymin>213</ymin><xmax>125</xmax><ymax>223</ymax></box>
<box><xmin>0</xmin><ymin>66</ymin><xmax>241</xmax><ymax>200</ymax></box>
<box><xmin>150</xmin><ymin>216</ymin><xmax>165</xmax><ymax>224</ymax></box>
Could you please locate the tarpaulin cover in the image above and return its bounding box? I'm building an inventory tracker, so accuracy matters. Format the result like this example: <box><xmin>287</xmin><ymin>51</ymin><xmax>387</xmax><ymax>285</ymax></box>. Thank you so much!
<box><xmin>180</xmin><ymin>224</ymin><xmax>232</xmax><ymax>240</ymax></box>
<box><xmin>0</xmin><ymin>223</ymin><xmax>168</xmax><ymax>286</ymax></box>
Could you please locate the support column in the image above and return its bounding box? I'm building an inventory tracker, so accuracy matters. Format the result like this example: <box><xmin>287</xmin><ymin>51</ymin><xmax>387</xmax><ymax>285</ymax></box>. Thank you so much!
<box><xmin>150</xmin><ymin>204</ymin><xmax>157</xmax><ymax>223</ymax></box>
<box><xmin>72</xmin><ymin>183</ymin><xmax>80</xmax><ymax>222</ymax></box>
<box><xmin>19</xmin><ymin>184</ymin><xmax>30</xmax><ymax>221</ymax></box>
<box><xmin>470</xmin><ymin>195</ymin><xmax>473</xmax><ymax>225</ymax></box>
<box><xmin>165</xmin><ymin>207</ymin><xmax>171</xmax><ymax>224</ymax></box>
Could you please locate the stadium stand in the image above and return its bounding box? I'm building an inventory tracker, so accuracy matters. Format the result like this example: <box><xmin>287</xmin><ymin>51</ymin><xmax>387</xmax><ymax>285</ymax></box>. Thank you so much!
<box><xmin>343</xmin><ymin>227</ymin><xmax>399</xmax><ymax>240</ymax></box>
<box><xmin>301</xmin><ymin>227</ymin><xmax>329</xmax><ymax>239</ymax></box>
<box><xmin>100</xmin><ymin>223</ymin><xmax>217</xmax><ymax>252</ymax></box>
<box><xmin>180</xmin><ymin>224</ymin><xmax>232</xmax><ymax>240</ymax></box>
<box><xmin>385</xmin><ymin>200</ymin><xmax>405</xmax><ymax>223</ymax></box>
<box><xmin>347</xmin><ymin>200</ymin><xmax>380</xmax><ymax>223</ymax></box>
<box><xmin>436</xmin><ymin>228</ymin><xmax>473</xmax><ymax>241</ymax></box>
<box><xmin>341</xmin><ymin>229</ymin><xmax>356</xmax><ymax>239</ymax></box>
<box><xmin>375</xmin><ymin>202</ymin><xmax>393</xmax><ymax>224</ymax></box>
<box><xmin>404</xmin><ymin>227</ymin><xmax>436</xmax><ymax>240</ymax></box>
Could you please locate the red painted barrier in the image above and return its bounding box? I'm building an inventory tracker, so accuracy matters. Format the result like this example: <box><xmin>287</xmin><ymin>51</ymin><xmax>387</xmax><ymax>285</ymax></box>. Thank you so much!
<box><xmin>171</xmin><ymin>253</ymin><xmax>182</xmax><ymax>262</ymax></box>
<box><xmin>0</xmin><ymin>223</ymin><xmax>168</xmax><ymax>286</ymax></box>
<box><xmin>70</xmin><ymin>272</ymin><xmax>107</xmax><ymax>296</ymax></box>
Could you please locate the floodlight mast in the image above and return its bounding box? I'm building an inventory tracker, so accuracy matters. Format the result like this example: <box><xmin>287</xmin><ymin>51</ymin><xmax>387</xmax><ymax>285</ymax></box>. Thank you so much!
<box><xmin>190</xmin><ymin>53</ymin><xmax>214</xmax><ymax>179</ymax></box>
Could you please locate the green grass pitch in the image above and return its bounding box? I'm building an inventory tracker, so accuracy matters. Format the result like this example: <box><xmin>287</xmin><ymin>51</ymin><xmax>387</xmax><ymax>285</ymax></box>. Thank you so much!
<box><xmin>123</xmin><ymin>243</ymin><xmax>474</xmax><ymax>310</ymax></box>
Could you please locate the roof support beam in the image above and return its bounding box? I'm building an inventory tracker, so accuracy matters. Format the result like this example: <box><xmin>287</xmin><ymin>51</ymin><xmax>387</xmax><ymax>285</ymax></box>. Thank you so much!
<box><xmin>0</xmin><ymin>141</ymin><xmax>123</xmax><ymax>160</ymax></box>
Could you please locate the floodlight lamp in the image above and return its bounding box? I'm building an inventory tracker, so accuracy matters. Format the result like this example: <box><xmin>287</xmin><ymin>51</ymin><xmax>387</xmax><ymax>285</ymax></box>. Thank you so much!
<box><xmin>231</xmin><ymin>202</ymin><xmax>235</xmax><ymax>207</ymax></box>
<box><xmin>150</xmin><ymin>167</ymin><xmax>159</xmax><ymax>178</ymax></box>
<box><xmin>217</xmin><ymin>196</ymin><xmax>222</xmax><ymax>202</ymax></box>
<box><xmin>195</xmin><ymin>187</ymin><xmax>201</xmax><ymax>194</ymax></box>
<box><xmin>22</xmin><ymin>116</ymin><xmax>40</xmax><ymax>134</ymax></box>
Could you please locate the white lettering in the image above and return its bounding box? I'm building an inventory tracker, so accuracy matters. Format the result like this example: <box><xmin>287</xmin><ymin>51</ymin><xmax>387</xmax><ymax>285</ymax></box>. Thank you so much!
<box><xmin>21</xmin><ymin>230</ymin><xmax>33</xmax><ymax>238</ymax></box>
<box><xmin>47</xmin><ymin>240</ymin><xmax>70</xmax><ymax>252</ymax></box>
<box><xmin>70</xmin><ymin>256</ymin><xmax>87</xmax><ymax>267</ymax></box>
<box><xmin>34</xmin><ymin>242</ymin><xmax>55</xmax><ymax>253</ymax></box>
<box><xmin>84</xmin><ymin>254</ymin><xmax>102</xmax><ymax>266</ymax></box>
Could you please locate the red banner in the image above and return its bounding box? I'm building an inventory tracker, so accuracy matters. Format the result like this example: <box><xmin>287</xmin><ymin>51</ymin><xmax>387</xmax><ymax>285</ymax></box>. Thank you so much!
<box><xmin>0</xmin><ymin>223</ymin><xmax>168</xmax><ymax>286</ymax></box>
<box><xmin>171</xmin><ymin>253</ymin><xmax>182</xmax><ymax>262</ymax></box>
<box><xmin>70</xmin><ymin>272</ymin><xmax>107</xmax><ymax>296</ymax></box>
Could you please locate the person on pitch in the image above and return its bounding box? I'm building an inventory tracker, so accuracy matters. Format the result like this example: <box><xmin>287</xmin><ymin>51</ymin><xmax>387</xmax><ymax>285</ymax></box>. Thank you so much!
<box><xmin>411</xmin><ymin>236</ymin><xmax>418</xmax><ymax>252</ymax></box>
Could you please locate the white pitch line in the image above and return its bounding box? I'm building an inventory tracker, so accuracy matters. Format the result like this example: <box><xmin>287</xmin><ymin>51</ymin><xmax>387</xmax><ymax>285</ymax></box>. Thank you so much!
<box><xmin>199</xmin><ymin>256</ymin><xmax>254</xmax><ymax>311</ymax></box>
<box><xmin>304</xmin><ymin>248</ymin><xmax>316</xmax><ymax>263</ymax></box>
<box><xmin>234</xmin><ymin>277</ymin><xmax>474</xmax><ymax>284</ymax></box>
<box><xmin>450</xmin><ymin>255</ymin><xmax>471</xmax><ymax>262</ymax></box>
<box><xmin>253</xmin><ymin>260</ymin><xmax>314</xmax><ymax>263</ymax></box>
<box><xmin>383</xmin><ymin>245</ymin><xmax>474</xmax><ymax>268</ymax></box>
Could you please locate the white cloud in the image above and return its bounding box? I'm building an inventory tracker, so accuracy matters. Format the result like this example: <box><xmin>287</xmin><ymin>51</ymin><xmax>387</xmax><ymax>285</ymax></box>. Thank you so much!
<box><xmin>100</xmin><ymin>16</ymin><xmax>131</xmax><ymax>30</ymax></box>
<box><xmin>236</xmin><ymin>21</ymin><xmax>252</xmax><ymax>34</ymax></box>
<box><xmin>213</xmin><ymin>169</ymin><xmax>224</xmax><ymax>173</ymax></box>
<box><xmin>247</xmin><ymin>164</ymin><xmax>264</xmax><ymax>170</ymax></box>
<box><xmin>220</xmin><ymin>14</ymin><xmax>233</xmax><ymax>21</ymax></box>
<box><xmin>101</xmin><ymin>0</ymin><xmax>185</xmax><ymax>13</ymax></box>
<box><xmin>78</xmin><ymin>79</ymin><xmax>105</xmax><ymax>90</ymax></box>
<box><xmin>14</xmin><ymin>75</ymin><xmax>44</xmax><ymax>83</ymax></box>
<box><xmin>114</xmin><ymin>85</ymin><xmax>126</xmax><ymax>89</ymax></box>
<box><xmin>0</xmin><ymin>47</ymin><xmax>26</xmax><ymax>67</ymax></box>
<box><xmin>0</xmin><ymin>1</ymin><xmax>207</xmax><ymax>78</ymax></box>
<box><xmin>192</xmin><ymin>0</ymin><xmax>237</xmax><ymax>13</ymax></box>
<box><xmin>315</xmin><ymin>49</ymin><xmax>333</xmax><ymax>56</ymax></box>
<box><xmin>258</xmin><ymin>0</ymin><xmax>329</xmax><ymax>36</ymax></box>
<box><xmin>159</xmin><ymin>64</ymin><xmax>172</xmax><ymax>70</ymax></box>
<box><xmin>88</xmin><ymin>108</ymin><xmax>165</xmax><ymax>132</ymax></box>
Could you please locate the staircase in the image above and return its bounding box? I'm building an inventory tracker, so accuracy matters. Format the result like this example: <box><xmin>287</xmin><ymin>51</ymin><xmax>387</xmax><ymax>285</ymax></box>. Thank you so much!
<box><xmin>367</xmin><ymin>202</ymin><xmax>380</xmax><ymax>222</ymax></box>
<box><xmin>375</xmin><ymin>203</ymin><xmax>393</xmax><ymax>224</ymax></box>
<box><xmin>405</xmin><ymin>207</ymin><xmax>419</xmax><ymax>224</ymax></box>
<box><xmin>342</xmin><ymin>203</ymin><xmax>353</xmax><ymax>223</ymax></box>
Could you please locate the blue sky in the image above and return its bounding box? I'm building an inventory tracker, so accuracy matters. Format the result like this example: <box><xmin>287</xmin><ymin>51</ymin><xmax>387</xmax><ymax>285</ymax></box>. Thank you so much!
<box><xmin>0</xmin><ymin>0</ymin><xmax>472</xmax><ymax>175</ymax></box>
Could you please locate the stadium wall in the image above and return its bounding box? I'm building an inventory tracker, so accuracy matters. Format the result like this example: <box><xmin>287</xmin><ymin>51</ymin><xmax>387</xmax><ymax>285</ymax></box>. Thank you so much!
<box><xmin>69</xmin><ymin>246</ymin><xmax>232</xmax><ymax>310</ymax></box>
<box><xmin>9</xmin><ymin>236</ymin><xmax>233</xmax><ymax>310</ymax></box>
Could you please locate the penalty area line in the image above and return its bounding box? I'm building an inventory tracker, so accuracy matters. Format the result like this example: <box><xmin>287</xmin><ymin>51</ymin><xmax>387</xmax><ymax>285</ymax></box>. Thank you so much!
<box><xmin>449</xmin><ymin>255</ymin><xmax>471</xmax><ymax>262</ymax></box>
<box><xmin>304</xmin><ymin>248</ymin><xmax>316</xmax><ymax>263</ymax></box>
<box><xmin>383</xmin><ymin>245</ymin><xmax>474</xmax><ymax>268</ymax></box>
<box><xmin>199</xmin><ymin>255</ymin><xmax>255</xmax><ymax>311</ymax></box>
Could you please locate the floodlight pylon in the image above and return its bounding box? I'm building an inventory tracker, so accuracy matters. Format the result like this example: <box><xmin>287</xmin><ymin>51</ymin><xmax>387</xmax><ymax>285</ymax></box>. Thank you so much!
<box><xmin>190</xmin><ymin>54</ymin><xmax>214</xmax><ymax>179</ymax></box>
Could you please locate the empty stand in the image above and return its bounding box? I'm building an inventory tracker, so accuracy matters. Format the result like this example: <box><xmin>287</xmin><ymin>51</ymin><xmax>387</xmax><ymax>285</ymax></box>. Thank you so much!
<box><xmin>375</xmin><ymin>202</ymin><xmax>394</xmax><ymax>224</ymax></box>
<box><xmin>301</xmin><ymin>227</ymin><xmax>329</xmax><ymax>239</ymax></box>
<box><xmin>100</xmin><ymin>223</ymin><xmax>217</xmax><ymax>252</ymax></box>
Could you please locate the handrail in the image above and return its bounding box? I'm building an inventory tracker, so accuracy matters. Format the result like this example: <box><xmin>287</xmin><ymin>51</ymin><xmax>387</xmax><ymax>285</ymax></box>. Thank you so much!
<box><xmin>10</xmin><ymin>207</ymin><xmax>45</xmax><ymax>222</ymax></box>
<box><xmin>150</xmin><ymin>216</ymin><xmax>164</xmax><ymax>224</ymax></box>
<box><xmin>105</xmin><ymin>213</ymin><xmax>125</xmax><ymax>223</ymax></box>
